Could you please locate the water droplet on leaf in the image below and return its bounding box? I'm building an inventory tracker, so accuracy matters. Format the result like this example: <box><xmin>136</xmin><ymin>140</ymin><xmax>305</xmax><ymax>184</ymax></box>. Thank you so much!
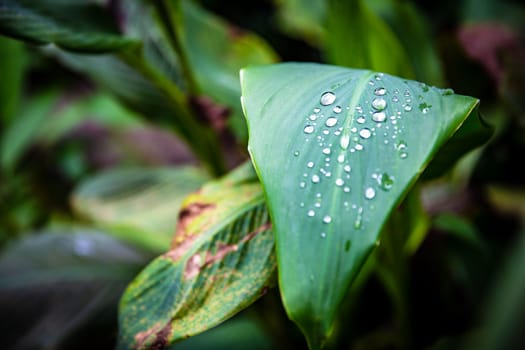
<box><xmin>359</xmin><ymin>128</ymin><xmax>372</xmax><ymax>139</ymax></box>
<box><xmin>320</xmin><ymin>92</ymin><xmax>336</xmax><ymax>106</ymax></box>
<box><xmin>372</xmin><ymin>98</ymin><xmax>387</xmax><ymax>110</ymax></box>
<box><xmin>365</xmin><ymin>187</ymin><xmax>376</xmax><ymax>199</ymax></box>
<box><xmin>304</xmin><ymin>125</ymin><xmax>314</xmax><ymax>134</ymax></box>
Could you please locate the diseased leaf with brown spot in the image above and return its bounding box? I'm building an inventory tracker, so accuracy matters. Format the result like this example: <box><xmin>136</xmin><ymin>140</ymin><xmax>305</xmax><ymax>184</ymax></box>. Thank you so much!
<box><xmin>117</xmin><ymin>164</ymin><xmax>275</xmax><ymax>350</ymax></box>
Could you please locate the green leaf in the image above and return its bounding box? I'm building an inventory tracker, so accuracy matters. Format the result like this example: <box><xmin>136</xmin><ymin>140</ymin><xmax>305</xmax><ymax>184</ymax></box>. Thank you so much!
<box><xmin>0</xmin><ymin>0</ymin><xmax>138</xmax><ymax>52</ymax></box>
<box><xmin>325</xmin><ymin>0</ymin><xmax>414</xmax><ymax>78</ymax></box>
<box><xmin>367</xmin><ymin>0</ymin><xmax>445</xmax><ymax>85</ymax></box>
<box><xmin>72</xmin><ymin>166</ymin><xmax>210</xmax><ymax>253</ymax></box>
<box><xmin>274</xmin><ymin>0</ymin><xmax>326</xmax><ymax>45</ymax></box>
<box><xmin>0</xmin><ymin>228</ymin><xmax>149</xmax><ymax>350</ymax></box>
<box><xmin>0</xmin><ymin>90</ymin><xmax>58</xmax><ymax>171</ymax></box>
<box><xmin>117</xmin><ymin>166</ymin><xmax>275</xmax><ymax>350</ymax></box>
<box><xmin>180</xmin><ymin>0</ymin><xmax>278</xmax><ymax>141</ymax></box>
<box><xmin>241</xmin><ymin>63</ymin><xmax>485</xmax><ymax>348</ymax></box>
<box><xmin>0</xmin><ymin>36</ymin><xmax>26</xmax><ymax>124</ymax></box>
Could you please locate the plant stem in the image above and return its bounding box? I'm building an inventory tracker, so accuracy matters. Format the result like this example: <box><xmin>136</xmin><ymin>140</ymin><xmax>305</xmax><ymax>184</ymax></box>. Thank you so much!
<box><xmin>151</xmin><ymin>0</ymin><xmax>199</xmax><ymax>95</ymax></box>
<box><xmin>118</xmin><ymin>50</ymin><xmax>226</xmax><ymax>176</ymax></box>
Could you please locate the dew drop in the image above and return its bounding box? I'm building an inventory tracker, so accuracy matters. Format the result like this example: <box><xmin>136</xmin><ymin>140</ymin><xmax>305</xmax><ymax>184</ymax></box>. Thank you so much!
<box><xmin>372</xmin><ymin>98</ymin><xmax>387</xmax><ymax>111</ymax></box>
<box><xmin>307</xmin><ymin>161</ymin><xmax>314</xmax><ymax>168</ymax></box>
<box><xmin>357</xmin><ymin>116</ymin><xmax>366</xmax><ymax>124</ymax></box>
<box><xmin>335</xmin><ymin>178</ymin><xmax>344</xmax><ymax>186</ymax></box>
<box><xmin>299</xmin><ymin>181</ymin><xmax>306</xmax><ymax>188</ymax></box>
<box><xmin>359</xmin><ymin>128</ymin><xmax>372</xmax><ymax>139</ymax></box>
<box><xmin>320</xmin><ymin>92</ymin><xmax>336</xmax><ymax>106</ymax></box>
<box><xmin>392</xmin><ymin>96</ymin><xmax>399</xmax><ymax>103</ymax></box>
<box><xmin>374</xmin><ymin>87</ymin><xmax>386</xmax><ymax>96</ymax></box>
<box><xmin>343</xmin><ymin>165</ymin><xmax>351</xmax><ymax>173</ymax></box>
<box><xmin>404</xmin><ymin>105</ymin><xmax>412</xmax><ymax>112</ymax></box>
<box><xmin>344</xmin><ymin>186</ymin><xmax>351</xmax><ymax>193</ymax></box>
<box><xmin>313</xmin><ymin>108</ymin><xmax>321</xmax><ymax>113</ymax></box>
<box><xmin>372</xmin><ymin>111</ymin><xmax>386</xmax><ymax>122</ymax></box>
<box><xmin>397</xmin><ymin>141</ymin><xmax>407</xmax><ymax>151</ymax></box>
<box><xmin>309</xmin><ymin>114</ymin><xmax>317</xmax><ymax>121</ymax></box>
<box><xmin>333</xmin><ymin>106</ymin><xmax>342</xmax><ymax>113</ymax></box>
<box><xmin>323</xmin><ymin>215</ymin><xmax>332</xmax><ymax>224</ymax></box>
<box><xmin>294</xmin><ymin>151</ymin><xmax>300</xmax><ymax>156</ymax></box>
<box><xmin>320</xmin><ymin>232</ymin><xmax>327</xmax><ymax>238</ymax></box>
<box><xmin>325</xmin><ymin>117</ymin><xmax>337</xmax><ymax>127</ymax></box>
<box><xmin>322</xmin><ymin>147</ymin><xmax>331</xmax><ymax>155</ymax></box>
<box><xmin>307</xmin><ymin>210</ymin><xmax>315</xmax><ymax>217</ymax></box>
<box><xmin>337</xmin><ymin>154</ymin><xmax>345</xmax><ymax>163</ymax></box>
<box><xmin>400</xmin><ymin>152</ymin><xmax>408</xmax><ymax>159</ymax></box>
<box><xmin>304</xmin><ymin>125</ymin><xmax>315</xmax><ymax>134</ymax></box>
<box><xmin>312</xmin><ymin>175</ymin><xmax>320</xmax><ymax>183</ymax></box>
<box><xmin>340</xmin><ymin>134</ymin><xmax>350</xmax><ymax>149</ymax></box>
<box><xmin>365</xmin><ymin>187</ymin><xmax>376</xmax><ymax>199</ymax></box>
<box><xmin>355</xmin><ymin>144</ymin><xmax>364</xmax><ymax>151</ymax></box>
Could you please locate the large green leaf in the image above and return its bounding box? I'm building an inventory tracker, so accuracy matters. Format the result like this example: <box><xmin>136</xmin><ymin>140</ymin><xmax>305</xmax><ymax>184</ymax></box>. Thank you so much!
<box><xmin>117</xmin><ymin>164</ymin><xmax>276</xmax><ymax>350</ymax></box>
<box><xmin>0</xmin><ymin>0</ymin><xmax>138</xmax><ymax>52</ymax></box>
<box><xmin>241</xmin><ymin>63</ymin><xmax>486</xmax><ymax>348</ymax></box>
<box><xmin>0</xmin><ymin>229</ymin><xmax>149</xmax><ymax>350</ymax></box>
<box><xmin>72</xmin><ymin>166</ymin><xmax>210</xmax><ymax>252</ymax></box>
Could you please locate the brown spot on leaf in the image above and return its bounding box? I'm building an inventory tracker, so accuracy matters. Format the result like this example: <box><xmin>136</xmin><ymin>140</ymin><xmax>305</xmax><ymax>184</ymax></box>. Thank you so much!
<box><xmin>190</xmin><ymin>96</ymin><xmax>230</xmax><ymax>132</ymax></box>
<box><xmin>183</xmin><ymin>222</ymin><xmax>271</xmax><ymax>280</ymax></box>
<box><xmin>134</xmin><ymin>322</ymin><xmax>172</xmax><ymax>350</ymax></box>
<box><xmin>167</xmin><ymin>203</ymin><xmax>215</xmax><ymax>261</ymax></box>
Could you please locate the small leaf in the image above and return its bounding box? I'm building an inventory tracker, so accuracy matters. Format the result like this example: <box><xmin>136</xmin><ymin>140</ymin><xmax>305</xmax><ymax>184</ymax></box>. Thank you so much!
<box><xmin>241</xmin><ymin>63</ymin><xmax>487</xmax><ymax>348</ymax></box>
<box><xmin>117</xmin><ymin>166</ymin><xmax>275</xmax><ymax>350</ymax></box>
<box><xmin>0</xmin><ymin>229</ymin><xmax>149</xmax><ymax>350</ymax></box>
<box><xmin>72</xmin><ymin>167</ymin><xmax>210</xmax><ymax>252</ymax></box>
<box><xmin>0</xmin><ymin>0</ymin><xmax>138</xmax><ymax>52</ymax></box>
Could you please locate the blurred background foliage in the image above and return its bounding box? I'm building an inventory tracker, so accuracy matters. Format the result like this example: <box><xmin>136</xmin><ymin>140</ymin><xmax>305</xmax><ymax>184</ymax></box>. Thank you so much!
<box><xmin>0</xmin><ymin>0</ymin><xmax>524</xmax><ymax>349</ymax></box>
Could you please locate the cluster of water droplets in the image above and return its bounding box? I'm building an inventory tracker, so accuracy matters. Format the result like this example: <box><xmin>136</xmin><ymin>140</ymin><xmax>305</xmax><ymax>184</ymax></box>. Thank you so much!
<box><xmin>295</xmin><ymin>74</ymin><xmax>443</xmax><ymax>241</ymax></box>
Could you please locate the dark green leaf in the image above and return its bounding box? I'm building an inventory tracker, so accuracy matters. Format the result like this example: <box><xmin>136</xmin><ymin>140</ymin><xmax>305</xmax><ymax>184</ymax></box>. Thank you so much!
<box><xmin>0</xmin><ymin>36</ymin><xmax>26</xmax><ymax>124</ymax></box>
<box><xmin>0</xmin><ymin>0</ymin><xmax>138</xmax><ymax>52</ymax></box>
<box><xmin>367</xmin><ymin>0</ymin><xmax>445</xmax><ymax>85</ymax></box>
<box><xmin>241</xmin><ymin>62</ymin><xmax>482</xmax><ymax>348</ymax></box>
<box><xmin>0</xmin><ymin>90</ymin><xmax>58</xmax><ymax>171</ymax></box>
<box><xmin>117</xmin><ymin>167</ymin><xmax>275</xmax><ymax>350</ymax></box>
<box><xmin>274</xmin><ymin>0</ymin><xmax>326</xmax><ymax>45</ymax></box>
<box><xmin>181</xmin><ymin>0</ymin><xmax>279</xmax><ymax>141</ymax></box>
<box><xmin>0</xmin><ymin>229</ymin><xmax>149</xmax><ymax>350</ymax></box>
<box><xmin>325</xmin><ymin>0</ymin><xmax>414</xmax><ymax>78</ymax></box>
<box><xmin>72</xmin><ymin>167</ymin><xmax>210</xmax><ymax>252</ymax></box>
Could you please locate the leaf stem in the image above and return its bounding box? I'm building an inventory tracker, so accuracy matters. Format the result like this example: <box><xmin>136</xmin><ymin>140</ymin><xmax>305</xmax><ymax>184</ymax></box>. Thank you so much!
<box><xmin>118</xmin><ymin>49</ymin><xmax>226</xmax><ymax>176</ymax></box>
<box><xmin>151</xmin><ymin>0</ymin><xmax>199</xmax><ymax>95</ymax></box>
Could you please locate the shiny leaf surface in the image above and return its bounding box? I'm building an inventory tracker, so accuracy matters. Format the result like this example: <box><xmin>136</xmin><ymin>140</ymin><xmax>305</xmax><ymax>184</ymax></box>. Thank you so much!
<box><xmin>241</xmin><ymin>62</ymin><xmax>485</xmax><ymax>348</ymax></box>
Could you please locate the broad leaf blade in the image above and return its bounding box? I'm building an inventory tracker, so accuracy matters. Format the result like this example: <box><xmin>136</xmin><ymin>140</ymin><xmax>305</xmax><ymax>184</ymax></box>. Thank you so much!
<box><xmin>117</xmin><ymin>167</ymin><xmax>275</xmax><ymax>350</ymax></box>
<box><xmin>0</xmin><ymin>0</ymin><xmax>138</xmax><ymax>52</ymax></box>
<box><xmin>72</xmin><ymin>167</ymin><xmax>209</xmax><ymax>252</ymax></box>
<box><xmin>241</xmin><ymin>63</ymin><xmax>483</xmax><ymax>348</ymax></box>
